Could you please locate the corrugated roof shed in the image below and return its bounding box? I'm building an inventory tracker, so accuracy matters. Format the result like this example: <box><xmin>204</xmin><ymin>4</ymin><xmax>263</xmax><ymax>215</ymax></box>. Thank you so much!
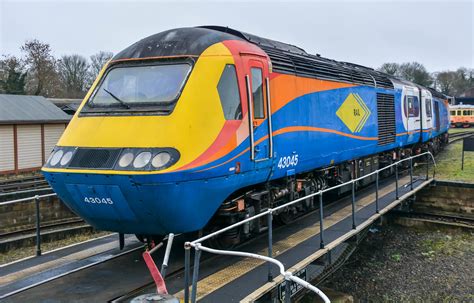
<box><xmin>0</xmin><ymin>94</ymin><xmax>71</xmax><ymax>124</ymax></box>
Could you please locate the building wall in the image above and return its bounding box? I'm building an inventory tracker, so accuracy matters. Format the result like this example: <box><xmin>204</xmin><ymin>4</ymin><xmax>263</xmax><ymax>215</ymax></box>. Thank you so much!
<box><xmin>17</xmin><ymin>125</ymin><xmax>42</xmax><ymax>169</ymax></box>
<box><xmin>0</xmin><ymin>123</ymin><xmax>67</xmax><ymax>174</ymax></box>
<box><xmin>0</xmin><ymin>125</ymin><xmax>14</xmax><ymax>171</ymax></box>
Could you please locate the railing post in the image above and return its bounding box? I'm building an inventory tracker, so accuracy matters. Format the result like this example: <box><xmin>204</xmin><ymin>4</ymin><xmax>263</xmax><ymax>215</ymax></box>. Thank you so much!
<box><xmin>285</xmin><ymin>277</ymin><xmax>291</xmax><ymax>303</ymax></box>
<box><xmin>319</xmin><ymin>193</ymin><xmax>325</xmax><ymax>249</ymax></box>
<box><xmin>375</xmin><ymin>172</ymin><xmax>379</xmax><ymax>214</ymax></box>
<box><xmin>190</xmin><ymin>247</ymin><xmax>202</xmax><ymax>303</ymax></box>
<box><xmin>426</xmin><ymin>153</ymin><xmax>429</xmax><ymax>180</ymax></box>
<box><xmin>119</xmin><ymin>233</ymin><xmax>125</xmax><ymax>250</ymax></box>
<box><xmin>267</xmin><ymin>211</ymin><xmax>273</xmax><ymax>282</ymax></box>
<box><xmin>351</xmin><ymin>181</ymin><xmax>356</xmax><ymax>229</ymax></box>
<box><xmin>409</xmin><ymin>157</ymin><xmax>413</xmax><ymax>190</ymax></box>
<box><xmin>161</xmin><ymin>233</ymin><xmax>174</xmax><ymax>279</ymax></box>
<box><xmin>34</xmin><ymin>195</ymin><xmax>41</xmax><ymax>256</ymax></box>
<box><xmin>395</xmin><ymin>163</ymin><xmax>399</xmax><ymax>200</ymax></box>
<box><xmin>184</xmin><ymin>244</ymin><xmax>191</xmax><ymax>303</ymax></box>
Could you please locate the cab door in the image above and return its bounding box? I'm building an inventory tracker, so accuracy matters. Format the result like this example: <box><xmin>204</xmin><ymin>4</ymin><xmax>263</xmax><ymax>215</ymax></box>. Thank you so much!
<box><xmin>422</xmin><ymin>90</ymin><xmax>433</xmax><ymax>139</ymax></box>
<box><xmin>241</xmin><ymin>55</ymin><xmax>273</xmax><ymax>163</ymax></box>
<box><xmin>403</xmin><ymin>86</ymin><xmax>420</xmax><ymax>144</ymax></box>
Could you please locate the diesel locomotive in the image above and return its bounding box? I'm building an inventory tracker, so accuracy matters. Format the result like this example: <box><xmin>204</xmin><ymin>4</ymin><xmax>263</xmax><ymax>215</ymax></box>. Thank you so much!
<box><xmin>42</xmin><ymin>26</ymin><xmax>450</xmax><ymax>243</ymax></box>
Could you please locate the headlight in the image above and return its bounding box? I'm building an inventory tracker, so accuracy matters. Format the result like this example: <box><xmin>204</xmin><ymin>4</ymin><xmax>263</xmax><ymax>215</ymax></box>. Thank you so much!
<box><xmin>44</xmin><ymin>146</ymin><xmax>77</xmax><ymax>168</ymax></box>
<box><xmin>60</xmin><ymin>151</ymin><xmax>73</xmax><ymax>166</ymax></box>
<box><xmin>133</xmin><ymin>152</ymin><xmax>152</xmax><ymax>168</ymax></box>
<box><xmin>115</xmin><ymin>148</ymin><xmax>179</xmax><ymax>171</ymax></box>
<box><xmin>50</xmin><ymin>150</ymin><xmax>64</xmax><ymax>166</ymax></box>
<box><xmin>118</xmin><ymin>152</ymin><xmax>134</xmax><ymax>167</ymax></box>
<box><xmin>152</xmin><ymin>152</ymin><xmax>171</xmax><ymax>168</ymax></box>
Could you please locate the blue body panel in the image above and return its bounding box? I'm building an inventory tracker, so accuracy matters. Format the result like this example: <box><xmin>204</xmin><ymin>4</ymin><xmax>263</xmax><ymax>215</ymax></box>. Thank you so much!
<box><xmin>44</xmin><ymin>85</ymin><xmax>449</xmax><ymax>235</ymax></box>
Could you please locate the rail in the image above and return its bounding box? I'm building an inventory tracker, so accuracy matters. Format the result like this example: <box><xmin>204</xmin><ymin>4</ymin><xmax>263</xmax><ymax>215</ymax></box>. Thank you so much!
<box><xmin>184</xmin><ymin>152</ymin><xmax>436</xmax><ymax>303</ymax></box>
<box><xmin>1</xmin><ymin>193</ymin><xmax>57</xmax><ymax>256</ymax></box>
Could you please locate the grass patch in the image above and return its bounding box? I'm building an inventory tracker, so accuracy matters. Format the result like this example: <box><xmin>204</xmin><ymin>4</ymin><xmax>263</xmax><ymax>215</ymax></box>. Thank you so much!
<box><xmin>448</xmin><ymin>128</ymin><xmax>472</xmax><ymax>134</ymax></box>
<box><xmin>434</xmin><ymin>137</ymin><xmax>474</xmax><ymax>182</ymax></box>
<box><xmin>421</xmin><ymin>232</ymin><xmax>473</xmax><ymax>259</ymax></box>
<box><xmin>390</xmin><ymin>253</ymin><xmax>401</xmax><ymax>262</ymax></box>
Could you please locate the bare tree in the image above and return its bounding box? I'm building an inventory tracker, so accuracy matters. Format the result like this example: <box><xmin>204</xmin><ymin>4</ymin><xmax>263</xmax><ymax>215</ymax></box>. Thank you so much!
<box><xmin>436</xmin><ymin>71</ymin><xmax>457</xmax><ymax>95</ymax></box>
<box><xmin>398</xmin><ymin>62</ymin><xmax>433</xmax><ymax>87</ymax></box>
<box><xmin>58</xmin><ymin>54</ymin><xmax>90</xmax><ymax>98</ymax></box>
<box><xmin>378</xmin><ymin>62</ymin><xmax>432</xmax><ymax>87</ymax></box>
<box><xmin>378</xmin><ymin>63</ymin><xmax>399</xmax><ymax>76</ymax></box>
<box><xmin>21</xmin><ymin>39</ymin><xmax>60</xmax><ymax>97</ymax></box>
<box><xmin>89</xmin><ymin>51</ymin><xmax>113</xmax><ymax>83</ymax></box>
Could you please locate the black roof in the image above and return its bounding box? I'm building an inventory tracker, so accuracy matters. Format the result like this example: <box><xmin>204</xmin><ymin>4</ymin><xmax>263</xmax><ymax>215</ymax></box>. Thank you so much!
<box><xmin>201</xmin><ymin>26</ymin><xmax>394</xmax><ymax>89</ymax></box>
<box><xmin>113</xmin><ymin>27</ymin><xmax>243</xmax><ymax>60</ymax></box>
<box><xmin>112</xmin><ymin>26</ymin><xmax>400</xmax><ymax>89</ymax></box>
<box><xmin>427</xmin><ymin>87</ymin><xmax>447</xmax><ymax>99</ymax></box>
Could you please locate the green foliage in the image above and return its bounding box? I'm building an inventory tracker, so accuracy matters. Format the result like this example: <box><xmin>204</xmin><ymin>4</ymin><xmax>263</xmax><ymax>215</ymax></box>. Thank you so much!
<box><xmin>0</xmin><ymin>55</ymin><xmax>27</xmax><ymax>94</ymax></box>
<box><xmin>390</xmin><ymin>253</ymin><xmax>401</xmax><ymax>262</ymax></box>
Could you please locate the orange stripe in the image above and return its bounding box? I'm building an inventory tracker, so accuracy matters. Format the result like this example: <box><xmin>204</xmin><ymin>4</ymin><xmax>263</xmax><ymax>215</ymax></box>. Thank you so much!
<box><xmin>195</xmin><ymin>126</ymin><xmax>378</xmax><ymax>172</ymax></box>
<box><xmin>270</xmin><ymin>74</ymin><xmax>355</xmax><ymax>114</ymax></box>
<box><xmin>274</xmin><ymin>126</ymin><xmax>378</xmax><ymax>141</ymax></box>
<box><xmin>196</xmin><ymin>147</ymin><xmax>250</xmax><ymax>172</ymax></box>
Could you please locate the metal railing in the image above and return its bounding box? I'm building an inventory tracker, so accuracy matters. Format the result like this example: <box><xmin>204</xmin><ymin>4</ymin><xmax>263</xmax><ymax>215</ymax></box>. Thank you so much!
<box><xmin>183</xmin><ymin>152</ymin><xmax>436</xmax><ymax>303</ymax></box>
<box><xmin>1</xmin><ymin>193</ymin><xmax>57</xmax><ymax>256</ymax></box>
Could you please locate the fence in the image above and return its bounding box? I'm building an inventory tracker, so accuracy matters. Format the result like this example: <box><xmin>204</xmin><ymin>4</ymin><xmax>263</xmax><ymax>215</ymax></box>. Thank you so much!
<box><xmin>183</xmin><ymin>152</ymin><xmax>436</xmax><ymax>303</ymax></box>
<box><xmin>1</xmin><ymin>193</ymin><xmax>57</xmax><ymax>256</ymax></box>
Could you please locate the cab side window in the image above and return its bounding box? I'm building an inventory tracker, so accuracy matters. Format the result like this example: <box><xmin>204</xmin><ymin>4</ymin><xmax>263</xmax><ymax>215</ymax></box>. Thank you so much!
<box><xmin>404</xmin><ymin>96</ymin><xmax>420</xmax><ymax>117</ymax></box>
<box><xmin>251</xmin><ymin>67</ymin><xmax>265</xmax><ymax>119</ymax></box>
<box><xmin>217</xmin><ymin>64</ymin><xmax>242</xmax><ymax>120</ymax></box>
<box><xmin>425</xmin><ymin>99</ymin><xmax>432</xmax><ymax>117</ymax></box>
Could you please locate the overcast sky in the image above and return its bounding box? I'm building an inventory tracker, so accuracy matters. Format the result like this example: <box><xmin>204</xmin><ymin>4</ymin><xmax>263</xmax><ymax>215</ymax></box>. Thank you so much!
<box><xmin>0</xmin><ymin>0</ymin><xmax>472</xmax><ymax>72</ymax></box>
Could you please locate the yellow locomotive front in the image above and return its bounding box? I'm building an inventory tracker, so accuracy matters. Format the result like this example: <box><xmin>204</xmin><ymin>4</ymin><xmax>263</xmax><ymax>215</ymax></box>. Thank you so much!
<box><xmin>41</xmin><ymin>27</ymin><xmax>254</xmax><ymax>235</ymax></box>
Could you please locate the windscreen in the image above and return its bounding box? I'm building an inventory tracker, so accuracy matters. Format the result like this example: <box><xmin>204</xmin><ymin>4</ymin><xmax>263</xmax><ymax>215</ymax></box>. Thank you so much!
<box><xmin>88</xmin><ymin>63</ymin><xmax>191</xmax><ymax>107</ymax></box>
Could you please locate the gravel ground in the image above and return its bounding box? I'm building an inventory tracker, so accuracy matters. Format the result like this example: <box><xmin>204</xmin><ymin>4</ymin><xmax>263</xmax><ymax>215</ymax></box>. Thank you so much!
<box><xmin>319</xmin><ymin>223</ymin><xmax>474</xmax><ymax>302</ymax></box>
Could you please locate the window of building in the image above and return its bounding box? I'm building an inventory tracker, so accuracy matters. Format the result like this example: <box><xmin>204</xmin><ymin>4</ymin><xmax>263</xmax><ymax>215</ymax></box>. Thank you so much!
<box><xmin>217</xmin><ymin>65</ymin><xmax>242</xmax><ymax>120</ymax></box>
<box><xmin>251</xmin><ymin>68</ymin><xmax>265</xmax><ymax>119</ymax></box>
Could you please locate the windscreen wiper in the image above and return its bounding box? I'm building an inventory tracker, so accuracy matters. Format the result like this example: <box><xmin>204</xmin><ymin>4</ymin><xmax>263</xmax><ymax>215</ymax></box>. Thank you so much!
<box><xmin>103</xmin><ymin>88</ymin><xmax>130</xmax><ymax>109</ymax></box>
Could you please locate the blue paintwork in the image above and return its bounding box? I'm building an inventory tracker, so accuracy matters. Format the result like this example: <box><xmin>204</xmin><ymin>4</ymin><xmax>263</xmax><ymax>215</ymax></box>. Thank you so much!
<box><xmin>44</xmin><ymin>85</ymin><xmax>449</xmax><ymax>235</ymax></box>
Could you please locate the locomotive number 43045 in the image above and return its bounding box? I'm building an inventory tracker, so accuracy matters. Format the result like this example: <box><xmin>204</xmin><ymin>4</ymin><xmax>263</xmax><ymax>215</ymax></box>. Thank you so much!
<box><xmin>84</xmin><ymin>197</ymin><xmax>114</xmax><ymax>205</ymax></box>
<box><xmin>277</xmin><ymin>154</ymin><xmax>299</xmax><ymax>169</ymax></box>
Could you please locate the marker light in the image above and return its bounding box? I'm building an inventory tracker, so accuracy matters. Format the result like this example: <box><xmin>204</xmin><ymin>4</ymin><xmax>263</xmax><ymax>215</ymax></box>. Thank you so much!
<box><xmin>133</xmin><ymin>152</ymin><xmax>152</xmax><ymax>168</ymax></box>
<box><xmin>50</xmin><ymin>150</ymin><xmax>64</xmax><ymax>166</ymax></box>
<box><xmin>60</xmin><ymin>151</ymin><xmax>73</xmax><ymax>166</ymax></box>
<box><xmin>152</xmin><ymin>152</ymin><xmax>171</xmax><ymax>169</ymax></box>
<box><xmin>118</xmin><ymin>152</ymin><xmax>134</xmax><ymax>167</ymax></box>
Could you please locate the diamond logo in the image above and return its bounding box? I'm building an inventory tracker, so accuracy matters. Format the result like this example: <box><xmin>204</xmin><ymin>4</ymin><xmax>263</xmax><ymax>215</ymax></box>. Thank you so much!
<box><xmin>336</xmin><ymin>93</ymin><xmax>371</xmax><ymax>133</ymax></box>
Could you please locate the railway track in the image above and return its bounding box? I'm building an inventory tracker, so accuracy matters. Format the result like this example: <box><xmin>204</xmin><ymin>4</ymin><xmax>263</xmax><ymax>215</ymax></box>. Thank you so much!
<box><xmin>392</xmin><ymin>210</ymin><xmax>474</xmax><ymax>229</ymax></box>
<box><xmin>449</xmin><ymin>130</ymin><xmax>474</xmax><ymax>144</ymax></box>
<box><xmin>0</xmin><ymin>175</ymin><xmax>49</xmax><ymax>193</ymax></box>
